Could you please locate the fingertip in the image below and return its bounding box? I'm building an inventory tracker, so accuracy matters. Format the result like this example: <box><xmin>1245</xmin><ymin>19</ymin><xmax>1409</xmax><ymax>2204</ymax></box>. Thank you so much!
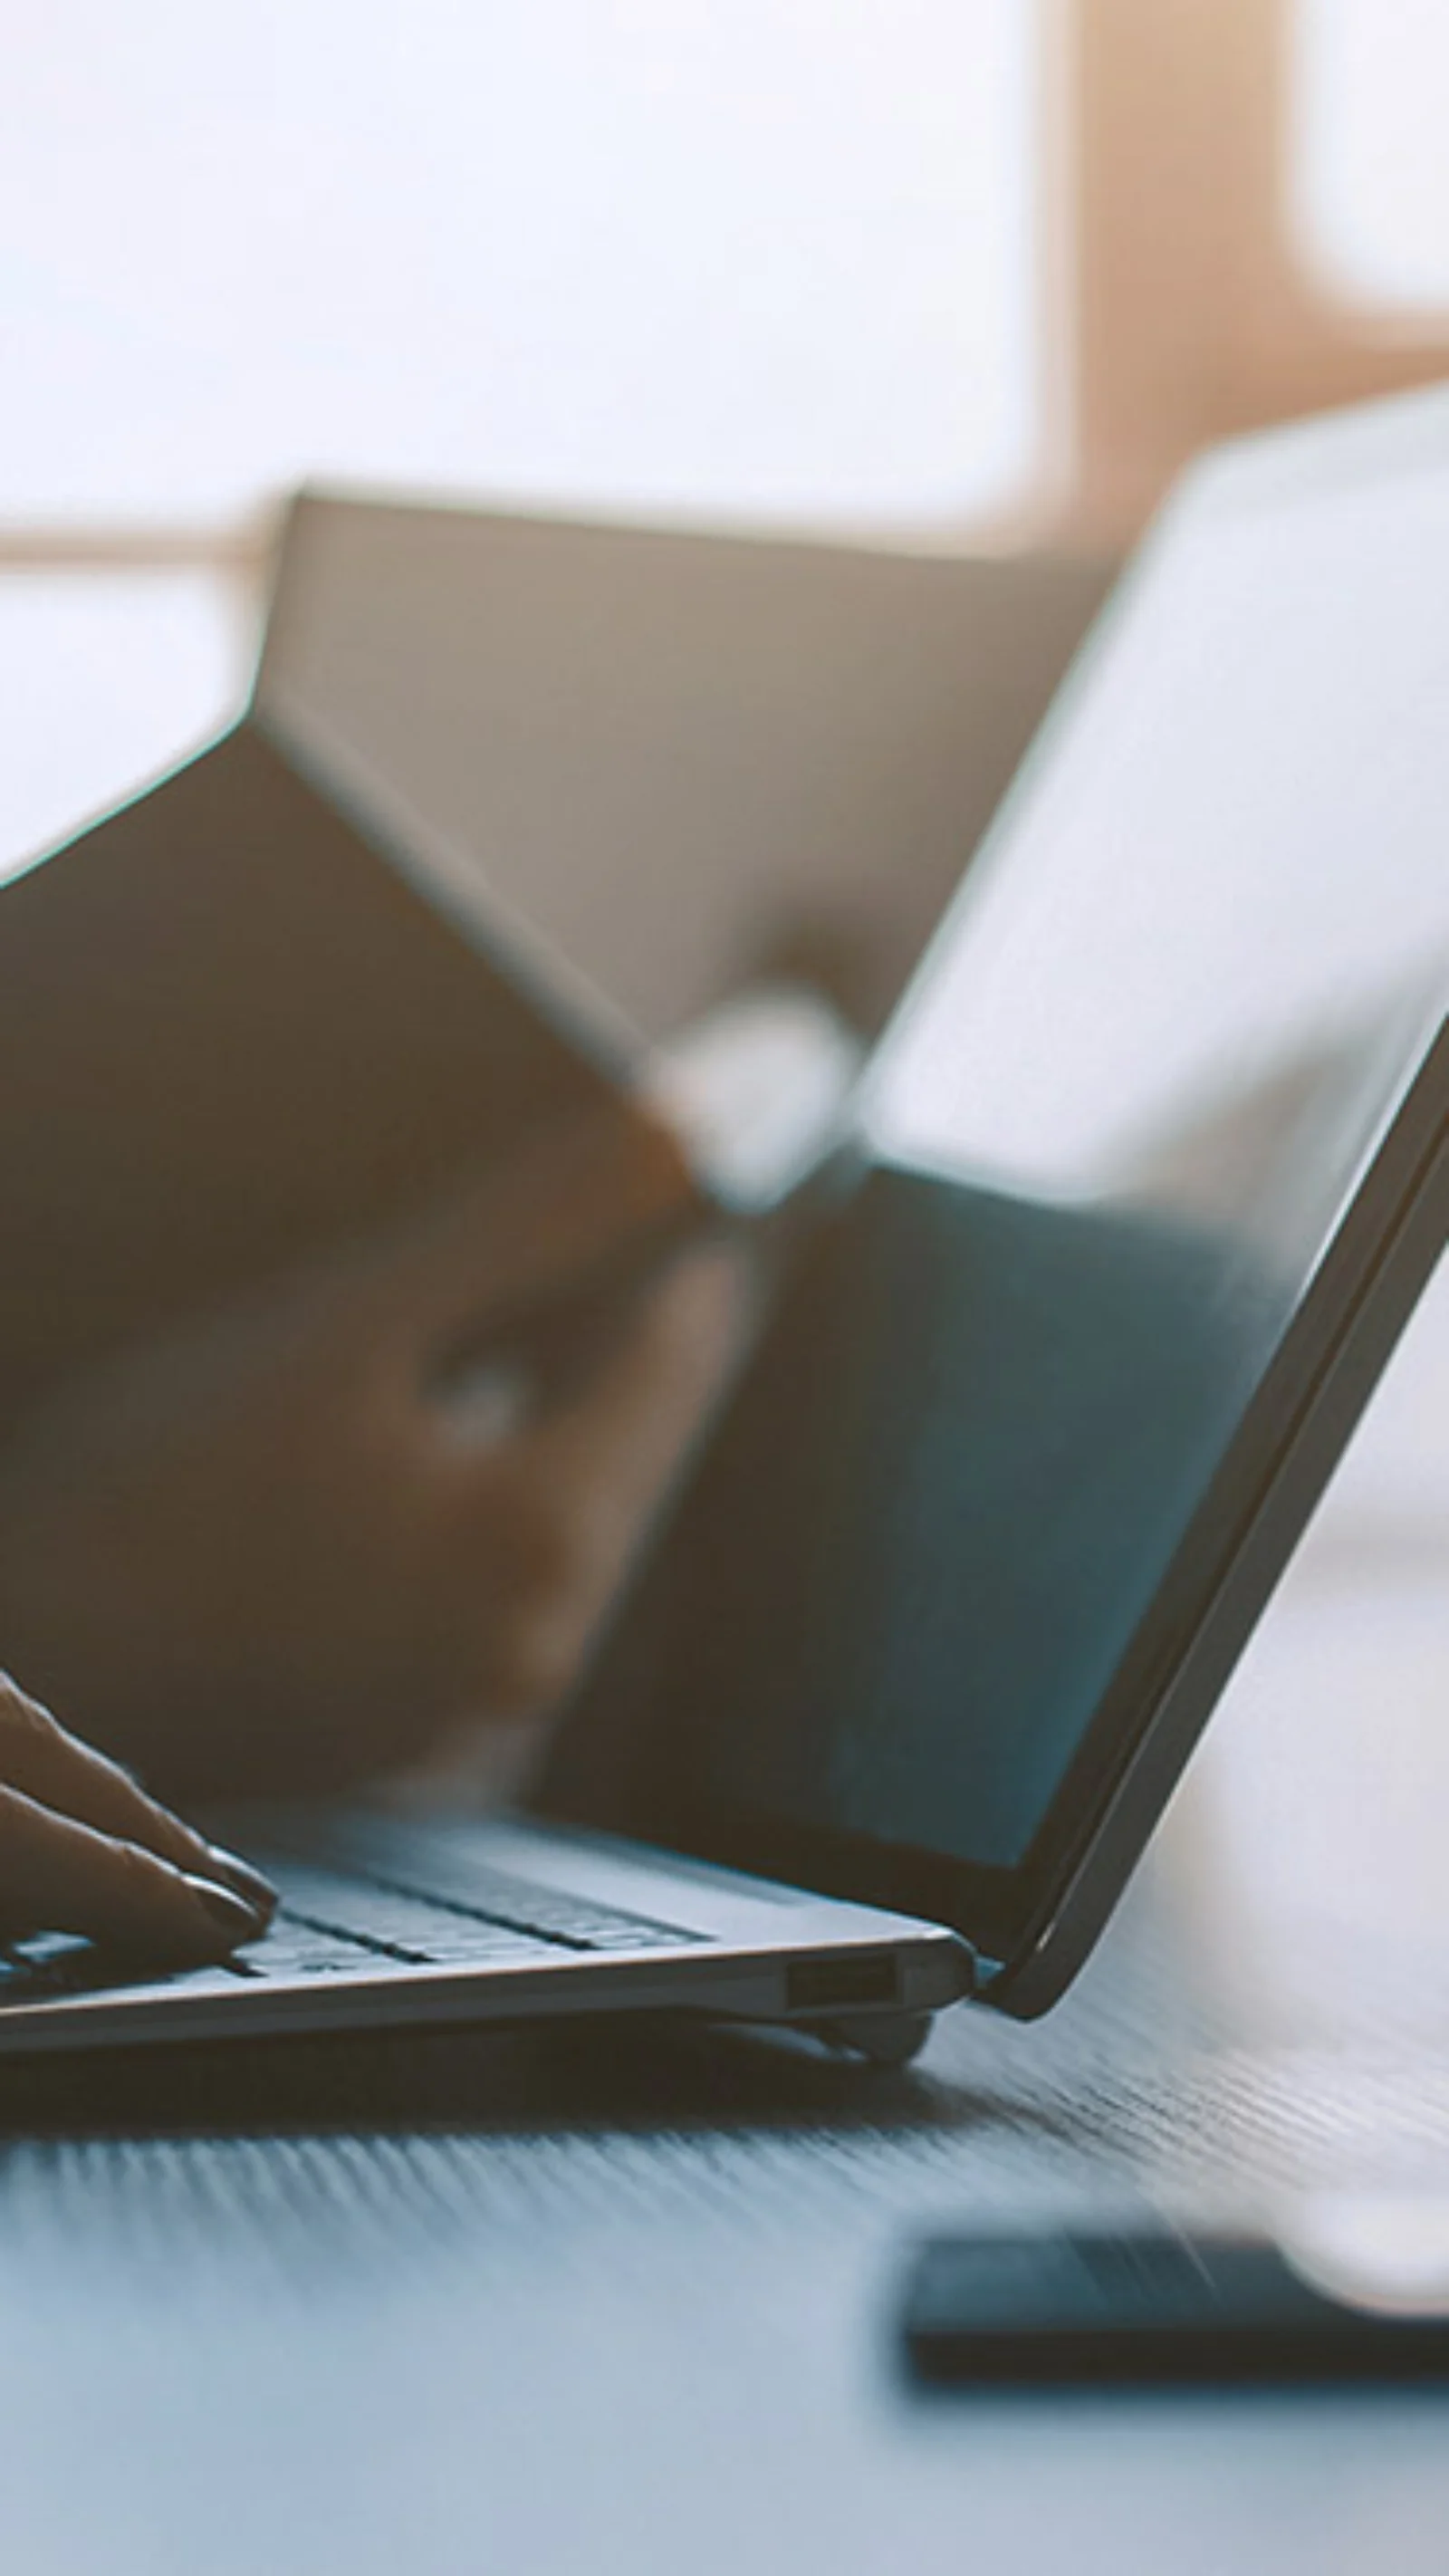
<box><xmin>656</xmin><ymin>1233</ymin><xmax>759</xmax><ymax>1322</ymax></box>
<box><xmin>622</xmin><ymin>1097</ymin><xmax>696</xmax><ymax>1190</ymax></box>
<box><xmin>182</xmin><ymin>1875</ymin><xmax>268</xmax><ymax>1948</ymax></box>
<box><xmin>203</xmin><ymin>1843</ymin><xmax>279</xmax><ymax>1920</ymax></box>
<box><xmin>602</xmin><ymin>1234</ymin><xmax>761</xmax><ymax>1393</ymax></box>
<box><xmin>579</xmin><ymin>1093</ymin><xmax>699</xmax><ymax>1222</ymax></box>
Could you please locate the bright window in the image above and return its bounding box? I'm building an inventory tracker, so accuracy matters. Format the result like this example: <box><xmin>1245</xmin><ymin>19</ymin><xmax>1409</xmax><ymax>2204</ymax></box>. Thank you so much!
<box><xmin>1</xmin><ymin>1</ymin><xmax>1039</xmax><ymax>874</ymax></box>
<box><xmin>1292</xmin><ymin>0</ymin><xmax>1449</xmax><ymax>312</ymax></box>
<box><xmin>1</xmin><ymin>0</ymin><xmax>1037</xmax><ymax>528</ymax></box>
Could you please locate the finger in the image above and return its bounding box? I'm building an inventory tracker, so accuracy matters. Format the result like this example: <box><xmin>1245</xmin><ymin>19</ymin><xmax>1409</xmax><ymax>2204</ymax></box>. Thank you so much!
<box><xmin>350</xmin><ymin>1099</ymin><xmax>701</xmax><ymax>1371</ymax></box>
<box><xmin>0</xmin><ymin>1673</ymin><xmax>275</xmax><ymax>1919</ymax></box>
<box><xmin>525</xmin><ymin>1241</ymin><xmax>758</xmax><ymax>1523</ymax></box>
<box><xmin>440</xmin><ymin>1244</ymin><xmax>757</xmax><ymax>1708</ymax></box>
<box><xmin>0</xmin><ymin>1784</ymin><xmax>264</xmax><ymax>1960</ymax></box>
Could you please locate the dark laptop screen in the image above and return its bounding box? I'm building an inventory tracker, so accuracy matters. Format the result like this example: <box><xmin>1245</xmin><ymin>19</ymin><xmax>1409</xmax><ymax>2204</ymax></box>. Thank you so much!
<box><xmin>538</xmin><ymin>395</ymin><xmax>1449</xmax><ymax>1918</ymax></box>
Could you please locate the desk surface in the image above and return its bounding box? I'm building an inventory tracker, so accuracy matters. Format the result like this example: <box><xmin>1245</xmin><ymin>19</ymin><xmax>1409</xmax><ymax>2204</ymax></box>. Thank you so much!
<box><xmin>2</xmin><ymin>1842</ymin><xmax>1447</xmax><ymax>2575</ymax></box>
<box><xmin>3</xmin><ymin>1419</ymin><xmax>1448</xmax><ymax>2574</ymax></box>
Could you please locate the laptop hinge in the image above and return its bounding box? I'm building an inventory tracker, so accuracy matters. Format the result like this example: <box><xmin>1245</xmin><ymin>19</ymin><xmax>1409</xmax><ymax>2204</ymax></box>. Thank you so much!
<box><xmin>963</xmin><ymin>1946</ymin><xmax>1006</xmax><ymax>1999</ymax></box>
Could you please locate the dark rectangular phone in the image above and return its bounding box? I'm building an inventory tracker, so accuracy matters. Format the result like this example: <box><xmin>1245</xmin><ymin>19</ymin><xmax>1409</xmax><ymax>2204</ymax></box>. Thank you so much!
<box><xmin>900</xmin><ymin>2229</ymin><xmax>1449</xmax><ymax>2384</ymax></box>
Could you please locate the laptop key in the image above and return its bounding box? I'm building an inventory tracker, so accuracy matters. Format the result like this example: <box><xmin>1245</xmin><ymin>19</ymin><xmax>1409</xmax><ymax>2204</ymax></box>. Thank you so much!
<box><xmin>5</xmin><ymin>1931</ymin><xmax>97</xmax><ymax>1978</ymax></box>
<box><xmin>240</xmin><ymin>1841</ymin><xmax>706</xmax><ymax>1981</ymax></box>
<box><xmin>264</xmin><ymin>1866</ymin><xmax>554</xmax><ymax>1964</ymax></box>
<box><xmin>324</xmin><ymin>1839</ymin><xmax>702</xmax><ymax>1953</ymax></box>
<box><xmin>240</xmin><ymin>1930</ymin><xmax>378</xmax><ymax>1978</ymax></box>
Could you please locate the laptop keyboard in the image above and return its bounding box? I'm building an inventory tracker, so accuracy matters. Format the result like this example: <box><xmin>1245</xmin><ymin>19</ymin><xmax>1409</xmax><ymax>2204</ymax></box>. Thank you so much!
<box><xmin>2</xmin><ymin>1856</ymin><xmax>704</xmax><ymax>1996</ymax></box>
<box><xmin>239</xmin><ymin>1856</ymin><xmax>704</xmax><ymax>1981</ymax></box>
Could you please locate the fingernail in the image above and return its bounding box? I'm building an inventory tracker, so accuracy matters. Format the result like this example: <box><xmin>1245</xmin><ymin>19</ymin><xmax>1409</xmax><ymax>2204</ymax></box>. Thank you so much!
<box><xmin>205</xmin><ymin>1844</ymin><xmax>279</xmax><ymax>1918</ymax></box>
<box><xmin>185</xmin><ymin>1876</ymin><xmax>265</xmax><ymax>1942</ymax></box>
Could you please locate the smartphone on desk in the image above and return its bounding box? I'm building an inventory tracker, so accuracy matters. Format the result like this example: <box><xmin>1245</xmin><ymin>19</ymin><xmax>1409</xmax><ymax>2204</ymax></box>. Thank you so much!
<box><xmin>0</xmin><ymin>720</ymin><xmax>858</xmax><ymax>1431</ymax></box>
<box><xmin>900</xmin><ymin>2227</ymin><xmax>1449</xmax><ymax>2386</ymax></box>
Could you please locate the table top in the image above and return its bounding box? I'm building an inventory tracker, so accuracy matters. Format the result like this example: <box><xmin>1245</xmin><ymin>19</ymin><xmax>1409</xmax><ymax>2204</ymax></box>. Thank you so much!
<box><xmin>2</xmin><ymin>1771</ymin><xmax>1446</xmax><ymax>2576</ymax></box>
<box><xmin>2</xmin><ymin>1296</ymin><xmax>1446</xmax><ymax>2576</ymax></box>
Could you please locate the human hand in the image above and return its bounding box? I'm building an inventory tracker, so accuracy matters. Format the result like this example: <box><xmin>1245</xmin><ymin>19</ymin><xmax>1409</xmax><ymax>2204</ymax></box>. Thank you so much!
<box><xmin>0</xmin><ymin>1668</ymin><xmax>274</xmax><ymax>1959</ymax></box>
<box><xmin>0</xmin><ymin>1104</ymin><xmax>753</xmax><ymax>1803</ymax></box>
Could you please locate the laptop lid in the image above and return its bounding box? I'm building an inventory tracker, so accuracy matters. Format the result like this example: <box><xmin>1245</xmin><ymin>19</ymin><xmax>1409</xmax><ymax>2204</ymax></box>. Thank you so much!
<box><xmin>533</xmin><ymin>384</ymin><xmax>1449</xmax><ymax>2007</ymax></box>
<box><xmin>254</xmin><ymin>487</ymin><xmax>1110</xmax><ymax>1035</ymax></box>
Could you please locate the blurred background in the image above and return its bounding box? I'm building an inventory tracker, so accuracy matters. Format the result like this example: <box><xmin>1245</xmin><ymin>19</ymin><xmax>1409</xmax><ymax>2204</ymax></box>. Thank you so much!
<box><xmin>5</xmin><ymin>0</ymin><xmax>1449</xmax><ymax>872</ymax></box>
<box><xmin>2</xmin><ymin>0</ymin><xmax>1447</xmax><ymax>2037</ymax></box>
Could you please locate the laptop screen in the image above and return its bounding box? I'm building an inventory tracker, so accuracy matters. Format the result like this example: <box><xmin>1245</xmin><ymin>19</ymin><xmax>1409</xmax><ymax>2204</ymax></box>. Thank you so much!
<box><xmin>537</xmin><ymin>389</ymin><xmax>1449</xmax><ymax>1949</ymax></box>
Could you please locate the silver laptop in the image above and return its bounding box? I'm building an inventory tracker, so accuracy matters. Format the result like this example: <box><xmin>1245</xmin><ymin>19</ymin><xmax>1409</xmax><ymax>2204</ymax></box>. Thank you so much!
<box><xmin>3</xmin><ymin>384</ymin><xmax>1446</xmax><ymax>2065</ymax></box>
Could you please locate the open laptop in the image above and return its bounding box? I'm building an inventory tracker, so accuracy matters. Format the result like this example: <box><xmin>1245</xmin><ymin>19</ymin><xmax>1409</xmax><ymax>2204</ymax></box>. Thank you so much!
<box><xmin>2</xmin><ymin>384</ymin><xmax>1445</xmax><ymax>2064</ymax></box>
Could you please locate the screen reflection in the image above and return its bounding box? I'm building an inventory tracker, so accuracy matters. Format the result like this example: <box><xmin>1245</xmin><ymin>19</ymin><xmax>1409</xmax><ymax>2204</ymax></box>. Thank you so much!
<box><xmin>549</xmin><ymin>994</ymin><xmax>1426</xmax><ymax>1871</ymax></box>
